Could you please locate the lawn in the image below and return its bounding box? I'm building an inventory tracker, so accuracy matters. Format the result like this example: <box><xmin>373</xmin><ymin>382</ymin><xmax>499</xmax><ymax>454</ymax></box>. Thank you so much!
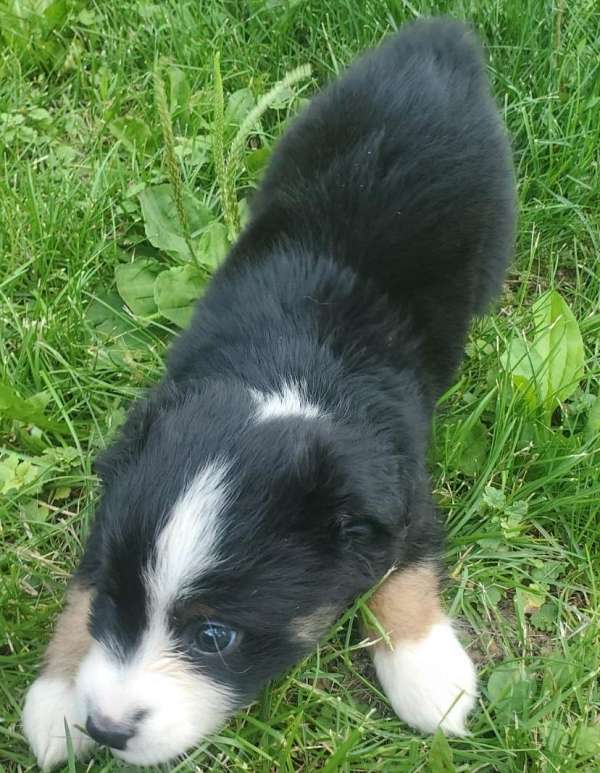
<box><xmin>1</xmin><ymin>0</ymin><xmax>599</xmax><ymax>770</ymax></box>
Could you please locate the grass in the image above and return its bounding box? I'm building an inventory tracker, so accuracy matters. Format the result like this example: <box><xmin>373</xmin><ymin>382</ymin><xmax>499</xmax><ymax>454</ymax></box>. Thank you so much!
<box><xmin>1</xmin><ymin>0</ymin><xmax>599</xmax><ymax>770</ymax></box>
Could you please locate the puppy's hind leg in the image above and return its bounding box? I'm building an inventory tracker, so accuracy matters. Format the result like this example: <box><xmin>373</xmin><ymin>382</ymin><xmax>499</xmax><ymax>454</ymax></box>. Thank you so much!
<box><xmin>23</xmin><ymin>581</ymin><xmax>96</xmax><ymax>770</ymax></box>
<box><xmin>367</xmin><ymin>564</ymin><xmax>477</xmax><ymax>736</ymax></box>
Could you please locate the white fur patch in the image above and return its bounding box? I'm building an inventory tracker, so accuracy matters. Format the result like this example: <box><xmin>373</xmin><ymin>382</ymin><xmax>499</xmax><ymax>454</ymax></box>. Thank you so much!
<box><xmin>373</xmin><ymin>620</ymin><xmax>477</xmax><ymax>735</ymax></box>
<box><xmin>22</xmin><ymin>676</ymin><xmax>95</xmax><ymax>770</ymax></box>
<box><xmin>252</xmin><ymin>381</ymin><xmax>322</xmax><ymax>422</ymax></box>
<box><xmin>75</xmin><ymin>634</ymin><xmax>233</xmax><ymax>765</ymax></box>
<box><xmin>147</xmin><ymin>460</ymin><xmax>230</xmax><ymax>608</ymax></box>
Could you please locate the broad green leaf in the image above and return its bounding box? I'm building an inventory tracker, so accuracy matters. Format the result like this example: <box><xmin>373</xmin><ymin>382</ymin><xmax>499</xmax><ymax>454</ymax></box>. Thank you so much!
<box><xmin>500</xmin><ymin>290</ymin><xmax>584</xmax><ymax>414</ymax></box>
<box><xmin>500</xmin><ymin>338</ymin><xmax>544</xmax><ymax>409</ymax></box>
<box><xmin>428</xmin><ymin>730</ymin><xmax>455</xmax><ymax>773</ymax></box>
<box><xmin>196</xmin><ymin>221</ymin><xmax>229</xmax><ymax>271</ymax></box>
<box><xmin>0</xmin><ymin>383</ymin><xmax>67</xmax><ymax>434</ymax></box>
<box><xmin>154</xmin><ymin>265</ymin><xmax>205</xmax><ymax>327</ymax></box>
<box><xmin>115</xmin><ymin>259</ymin><xmax>161</xmax><ymax>317</ymax></box>
<box><xmin>531</xmin><ymin>289</ymin><xmax>584</xmax><ymax>406</ymax></box>
<box><xmin>109</xmin><ymin>116</ymin><xmax>153</xmax><ymax>153</ymax></box>
<box><xmin>138</xmin><ymin>184</ymin><xmax>212</xmax><ymax>261</ymax></box>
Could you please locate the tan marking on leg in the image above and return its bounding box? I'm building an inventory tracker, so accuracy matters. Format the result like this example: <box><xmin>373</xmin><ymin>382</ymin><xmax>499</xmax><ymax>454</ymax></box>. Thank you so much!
<box><xmin>43</xmin><ymin>582</ymin><xmax>93</xmax><ymax>679</ymax></box>
<box><xmin>367</xmin><ymin>564</ymin><xmax>444</xmax><ymax>647</ymax></box>
<box><xmin>365</xmin><ymin>564</ymin><xmax>477</xmax><ymax>735</ymax></box>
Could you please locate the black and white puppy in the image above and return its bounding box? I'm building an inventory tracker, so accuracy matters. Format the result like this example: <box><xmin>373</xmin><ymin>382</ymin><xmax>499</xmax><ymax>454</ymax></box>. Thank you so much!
<box><xmin>23</xmin><ymin>18</ymin><xmax>516</xmax><ymax>769</ymax></box>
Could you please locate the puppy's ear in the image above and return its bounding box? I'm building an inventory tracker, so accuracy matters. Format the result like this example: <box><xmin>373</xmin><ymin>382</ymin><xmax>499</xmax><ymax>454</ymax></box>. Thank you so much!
<box><xmin>93</xmin><ymin>384</ymin><xmax>179</xmax><ymax>483</ymax></box>
<box><xmin>292</xmin><ymin>427</ymin><xmax>398</xmax><ymax>555</ymax></box>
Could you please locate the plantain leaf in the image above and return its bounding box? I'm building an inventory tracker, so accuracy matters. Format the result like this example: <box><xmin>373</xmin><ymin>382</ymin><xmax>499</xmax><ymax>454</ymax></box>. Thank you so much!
<box><xmin>154</xmin><ymin>265</ymin><xmax>206</xmax><ymax>328</ymax></box>
<box><xmin>500</xmin><ymin>339</ymin><xmax>544</xmax><ymax>409</ymax></box>
<box><xmin>531</xmin><ymin>290</ymin><xmax>584</xmax><ymax>406</ymax></box>
<box><xmin>138</xmin><ymin>184</ymin><xmax>212</xmax><ymax>262</ymax></box>
<box><xmin>196</xmin><ymin>221</ymin><xmax>229</xmax><ymax>271</ymax></box>
<box><xmin>501</xmin><ymin>290</ymin><xmax>584</xmax><ymax>414</ymax></box>
<box><xmin>115</xmin><ymin>259</ymin><xmax>161</xmax><ymax>317</ymax></box>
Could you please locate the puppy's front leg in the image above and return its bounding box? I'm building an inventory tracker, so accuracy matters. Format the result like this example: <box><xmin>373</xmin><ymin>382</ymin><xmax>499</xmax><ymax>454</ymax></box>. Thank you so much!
<box><xmin>23</xmin><ymin>580</ymin><xmax>96</xmax><ymax>770</ymax></box>
<box><xmin>367</xmin><ymin>564</ymin><xmax>477</xmax><ymax>735</ymax></box>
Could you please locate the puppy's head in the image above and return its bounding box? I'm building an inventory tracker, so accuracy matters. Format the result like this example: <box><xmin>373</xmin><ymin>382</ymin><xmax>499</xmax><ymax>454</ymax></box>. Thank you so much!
<box><xmin>76</xmin><ymin>380</ymin><xmax>413</xmax><ymax>764</ymax></box>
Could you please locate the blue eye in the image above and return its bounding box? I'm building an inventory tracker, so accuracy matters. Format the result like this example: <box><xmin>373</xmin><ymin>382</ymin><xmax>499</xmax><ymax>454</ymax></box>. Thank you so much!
<box><xmin>193</xmin><ymin>622</ymin><xmax>237</xmax><ymax>654</ymax></box>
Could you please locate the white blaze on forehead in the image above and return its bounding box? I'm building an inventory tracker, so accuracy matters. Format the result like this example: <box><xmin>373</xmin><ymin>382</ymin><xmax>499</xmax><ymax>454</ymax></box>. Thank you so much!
<box><xmin>251</xmin><ymin>381</ymin><xmax>322</xmax><ymax>421</ymax></box>
<box><xmin>147</xmin><ymin>460</ymin><xmax>230</xmax><ymax>609</ymax></box>
<box><xmin>74</xmin><ymin>460</ymin><xmax>236</xmax><ymax>765</ymax></box>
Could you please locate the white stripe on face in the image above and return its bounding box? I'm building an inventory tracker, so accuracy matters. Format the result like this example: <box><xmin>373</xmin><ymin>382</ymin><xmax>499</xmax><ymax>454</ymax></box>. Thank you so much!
<box><xmin>251</xmin><ymin>381</ymin><xmax>322</xmax><ymax>422</ymax></box>
<box><xmin>147</xmin><ymin>460</ymin><xmax>231</xmax><ymax>610</ymax></box>
<box><xmin>75</xmin><ymin>460</ymin><xmax>235</xmax><ymax>765</ymax></box>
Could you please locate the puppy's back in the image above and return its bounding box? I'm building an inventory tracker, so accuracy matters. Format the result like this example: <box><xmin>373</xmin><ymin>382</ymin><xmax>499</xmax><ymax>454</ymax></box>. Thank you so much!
<box><xmin>239</xmin><ymin>18</ymin><xmax>516</xmax><ymax>317</ymax></box>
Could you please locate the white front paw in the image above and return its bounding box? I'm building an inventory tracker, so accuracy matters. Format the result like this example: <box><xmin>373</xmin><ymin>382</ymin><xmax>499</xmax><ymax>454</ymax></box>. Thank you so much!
<box><xmin>373</xmin><ymin>620</ymin><xmax>477</xmax><ymax>735</ymax></box>
<box><xmin>23</xmin><ymin>676</ymin><xmax>95</xmax><ymax>770</ymax></box>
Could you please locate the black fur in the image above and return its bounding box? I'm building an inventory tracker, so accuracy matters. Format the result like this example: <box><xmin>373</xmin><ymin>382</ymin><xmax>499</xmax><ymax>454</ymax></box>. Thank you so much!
<box><xmin>81</xmin><ymin>18</ymin><xmax>515</xmax><ymax>712</ymax></box>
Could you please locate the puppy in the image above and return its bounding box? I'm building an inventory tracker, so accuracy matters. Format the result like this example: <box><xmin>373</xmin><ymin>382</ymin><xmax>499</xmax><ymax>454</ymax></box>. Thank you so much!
<box><xmin>23</xmin><ymin>18</ymin><xmax>516</xmax><ymax>769</ymax></box>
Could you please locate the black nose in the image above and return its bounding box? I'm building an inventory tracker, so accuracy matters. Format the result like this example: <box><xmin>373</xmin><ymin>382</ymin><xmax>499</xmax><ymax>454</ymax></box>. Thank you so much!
<box><xmin>85</xmin><ymin>713</ymin><xmax>135</xmax><ymax>750</ymax></box>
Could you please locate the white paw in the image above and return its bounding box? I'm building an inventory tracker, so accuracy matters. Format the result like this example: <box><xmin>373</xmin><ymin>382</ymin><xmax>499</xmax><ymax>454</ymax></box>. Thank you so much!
<box><xmin>23</xmin><ymin>676</ymin><xmax>95</xmax><ymax>770</ymax></box>
<box><xmin>373</xmin><ymin>620</ymin><xmax>477</xmax><ymax>735</ymax></box>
